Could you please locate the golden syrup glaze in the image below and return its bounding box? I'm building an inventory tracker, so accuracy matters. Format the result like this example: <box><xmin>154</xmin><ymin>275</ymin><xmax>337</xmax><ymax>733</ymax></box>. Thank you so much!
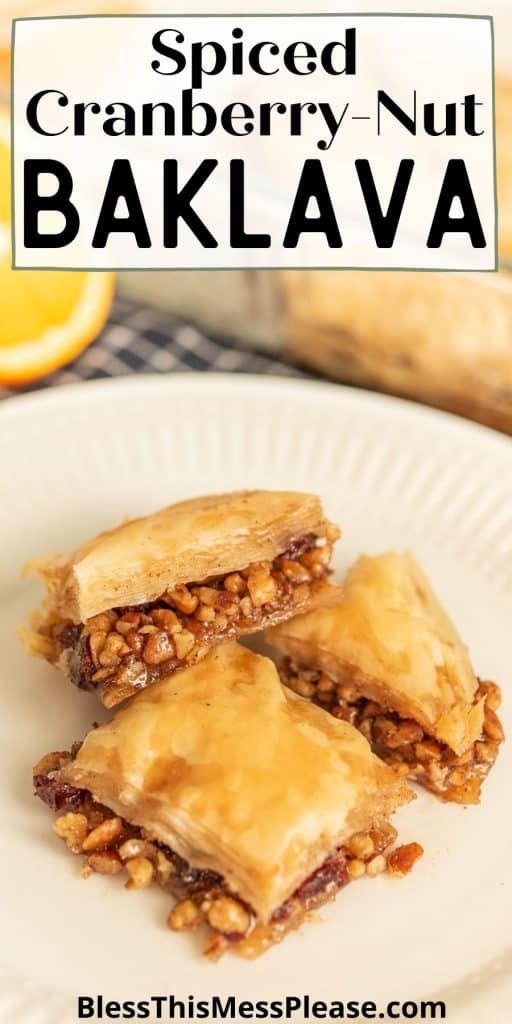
<box><xmin>269</xmin><ymin>552</ymin><xmax>484</xmax><ymax>755</ymax></box>
<box><xmin>61</xmin><ymin>643</ymin><xmax>411</xmax><ymax>919</ymax></box>
<box><xmin>26</xmin><ymin>490</ymin><xmax>338</xmax><ymax>622</ymax></box>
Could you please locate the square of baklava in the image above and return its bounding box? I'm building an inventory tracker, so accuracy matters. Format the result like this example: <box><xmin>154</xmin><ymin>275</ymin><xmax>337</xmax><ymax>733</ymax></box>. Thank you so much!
<box><xmin>270</xmin><ymin>552</ymin><xmax>504</xmax><ymax>803</ymax></box>
<box><xmin>34</xmin><ymin>643</ymin><xmax>417</xmax><ymax>959</ymax></box>
<box><xmin>24</xmin><ymin>489</ymin><xmax>339</xmax><ymax>706</ymax></box>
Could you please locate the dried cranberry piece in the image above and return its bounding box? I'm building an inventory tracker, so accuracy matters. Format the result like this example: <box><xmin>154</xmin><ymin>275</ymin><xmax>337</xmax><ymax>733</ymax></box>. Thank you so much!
<box><xmin>279</xmin><ymin>533</ymin><xmax>317</xmax><ymax>560</ymax></box>
<box><xmin>56</xmin><ymin>622</ymin><xmax>82</xmax><ymax>650</ymax></box>
<box><xmin>33</xmin><ymin>772</ymin><xmax>86</xmax><ymax>813</ymax></box>
<box><xmin>294</xmin><ymin>852</ymin><xmax>349</xmax><ymax>904</ymax></box>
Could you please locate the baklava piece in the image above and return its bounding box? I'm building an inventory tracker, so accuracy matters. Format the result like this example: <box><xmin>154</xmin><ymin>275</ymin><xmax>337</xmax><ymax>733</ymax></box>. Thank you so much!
<box><xmin>270</xmin><ymin>552</ymin><xmax>504</xmax><ymax>804</ymax></box>
<box><xmin>34</xmin><ymin>643</ymin><xmax>417</xmax><ymax>960</ymax></box>
<box><xmin>23</xmin><ymin>490</ymin><xmax>339</xmax><ymax>707</ymax></box>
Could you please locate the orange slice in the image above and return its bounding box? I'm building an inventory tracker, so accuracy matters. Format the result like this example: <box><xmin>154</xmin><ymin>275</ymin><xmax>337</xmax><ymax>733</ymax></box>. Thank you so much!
<box><xmin>0</xmin><ymin>110</ymin><xmax>115</xmax><ymax>386</ymax></box>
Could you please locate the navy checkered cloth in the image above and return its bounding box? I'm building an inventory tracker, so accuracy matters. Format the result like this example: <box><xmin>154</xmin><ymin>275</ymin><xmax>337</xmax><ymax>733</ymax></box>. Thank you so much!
<box><xmin>0</xmin><ymin>295</ymin><xmax>312</xmax><ymax>399</ymax></box>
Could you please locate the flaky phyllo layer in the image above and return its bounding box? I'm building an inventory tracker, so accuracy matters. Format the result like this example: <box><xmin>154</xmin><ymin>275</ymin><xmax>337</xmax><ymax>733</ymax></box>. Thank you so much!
<box><xmin>33</xmin><ymin>645</ymin><xmax>418</xmax><ymax>957</ymax></box>
<box><xmin>280</xmin><ymin>662</ymin><xmax>503</xmax><ymax>804</ymax></box>
<box><xmin>23</xmin><ymin>490</ymin><xmax>339</xmax><ymax>706</ymax></box>
<box><xmin>270</xmin><ymin>552</ymin><xmax>504</xmax><ymax>803</ymax></box>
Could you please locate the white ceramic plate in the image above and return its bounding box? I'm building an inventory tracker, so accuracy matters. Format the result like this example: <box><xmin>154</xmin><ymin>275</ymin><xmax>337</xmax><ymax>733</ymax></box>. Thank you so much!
<box><xmin>1</xmin><ymin>374</ymin><xmax>511</xmax><ymax>1024</ymax></box>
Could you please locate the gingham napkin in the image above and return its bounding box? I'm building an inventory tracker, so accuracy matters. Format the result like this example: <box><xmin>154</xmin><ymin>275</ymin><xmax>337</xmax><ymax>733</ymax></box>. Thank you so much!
<box><xmin>0</xmin><ymin>296</ymin><xmax>312</xmax><ymax>400</ymax></box>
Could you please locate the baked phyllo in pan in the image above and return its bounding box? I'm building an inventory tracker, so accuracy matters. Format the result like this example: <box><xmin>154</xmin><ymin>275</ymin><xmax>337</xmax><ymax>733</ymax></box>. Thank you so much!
<box><xmin>270</xmin><ymin>552</ymin><xmax>503</xmax><ymax>804</ymax></box>
<box><xmin>33</xmin><ymin>643</ymin><xmax>418</xmax><ymax>960</ymax></box>
<box><xmin>24</xmin><ymin>490</ymin><xmax>339</xmax><ymax>707</ymax></box>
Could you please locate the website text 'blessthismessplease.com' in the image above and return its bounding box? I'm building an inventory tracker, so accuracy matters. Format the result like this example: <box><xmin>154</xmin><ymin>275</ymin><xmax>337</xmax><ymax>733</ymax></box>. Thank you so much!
<box><xmin>77</xmin><ymin>993</ymin><xmax>446</xmax><ymax>1021</ymax></box>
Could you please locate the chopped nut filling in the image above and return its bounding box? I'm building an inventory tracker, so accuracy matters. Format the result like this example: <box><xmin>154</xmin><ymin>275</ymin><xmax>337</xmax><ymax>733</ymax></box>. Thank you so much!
<box><xmin>33</xmin><ymin>746</ymin><xmax>420</xmax><ymax>960</ymax></box>
<box><xmin>43</xmin><ymin>534</ymin><xmax>333</xmax><ymax>707</ymax></box>
<box><xmin>282</xmin><ymin>663</ymin><xmax>504</xmax><ymax>804</ymax></box>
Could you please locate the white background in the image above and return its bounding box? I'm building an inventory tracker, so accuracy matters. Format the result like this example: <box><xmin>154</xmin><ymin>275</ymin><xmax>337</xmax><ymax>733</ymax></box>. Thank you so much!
<box><xmin>12</xmin><ymin>14</ymin><xmax>496</xmax><ymax>270</ymax></box>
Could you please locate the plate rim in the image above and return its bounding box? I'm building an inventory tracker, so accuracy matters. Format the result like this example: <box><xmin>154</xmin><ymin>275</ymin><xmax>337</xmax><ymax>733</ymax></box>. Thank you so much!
<box><xmin>1</xmin><ymin>371</ymin><xmax>511</xmax><ymax>1024</ymax></box>
<box><xmin>1</xmin><ymin>371</ymin><xmax>511</xmax><ymax>463</ymax></box>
